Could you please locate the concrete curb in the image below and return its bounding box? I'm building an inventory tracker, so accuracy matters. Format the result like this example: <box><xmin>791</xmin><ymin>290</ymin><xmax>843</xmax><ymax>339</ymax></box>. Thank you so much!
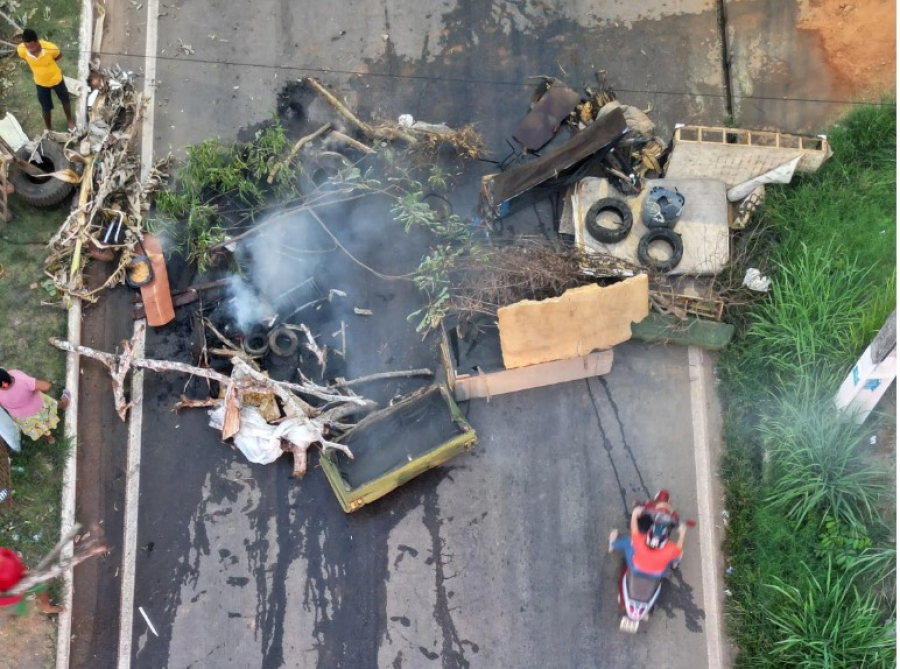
<box><xmin>56</xmin><ymin>0</ymin><xmax>94</xmax><ymax>667</ymax></box>
<box><xmin>688</xmin><ymin>346</ymin><xmax>730</xmax><ymax>669</ymax></box>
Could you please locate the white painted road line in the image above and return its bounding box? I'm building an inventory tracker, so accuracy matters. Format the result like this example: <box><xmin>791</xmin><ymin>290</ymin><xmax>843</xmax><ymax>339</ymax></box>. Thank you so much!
<box><xmin>140</xmin><ymin>0</ymin><xmax>161</xmax><ymax>181</ymax></box>
<box><xmin>688</xmin><ymin>346</ymin><xmax>725</xmax><ymax>669</ymax></box>
<box><xmin>118</xmin><ymin>3</ymin><xmax>161</xmax><ymax>664</ymax></box>
<box><xmin>56</xmin><ymin>298</ymin><xmax>82</xmax><ymax>669</ymax></box>
<box><xmin>117</xmin><ymin>321</ymin><xmax>146</xmax><ymax>669</ymax></box>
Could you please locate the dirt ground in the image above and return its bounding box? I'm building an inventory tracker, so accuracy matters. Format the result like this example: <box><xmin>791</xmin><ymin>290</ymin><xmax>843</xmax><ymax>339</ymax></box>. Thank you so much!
<box><xmin>0</xmin><ymin>612</ymin><xmax>56</xmax><ymax>669</ymax></box>
<box><xmin>799</xmin><ymin>0</ymin><xmax>897</xmax><ymax>96</ymax></box>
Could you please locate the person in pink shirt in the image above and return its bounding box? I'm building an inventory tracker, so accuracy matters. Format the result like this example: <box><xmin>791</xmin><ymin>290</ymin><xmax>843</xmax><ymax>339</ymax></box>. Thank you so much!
<box><xmin>0</xmin><ymin>369</ymin><xmax>69</xmax><ymax>443</ymax></box>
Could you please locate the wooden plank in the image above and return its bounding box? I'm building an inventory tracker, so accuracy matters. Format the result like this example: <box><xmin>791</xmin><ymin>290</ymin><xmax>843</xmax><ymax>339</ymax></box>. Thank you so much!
<box><xmin>453</xmin><ymin>349</ymin><xmax>614</xmax><ymax>401</ymax></box>
<box><xmin>138</xmin><ymin>233</ymin><xmax>175</xmax><ymax>326</ymax></box>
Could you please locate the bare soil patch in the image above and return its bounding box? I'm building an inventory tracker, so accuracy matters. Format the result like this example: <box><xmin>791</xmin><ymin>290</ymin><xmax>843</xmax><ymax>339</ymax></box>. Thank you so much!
<box><xmin>800</xmin><ymin>0</ymin><xmax>896</xmax><ymax>96</ymax></box>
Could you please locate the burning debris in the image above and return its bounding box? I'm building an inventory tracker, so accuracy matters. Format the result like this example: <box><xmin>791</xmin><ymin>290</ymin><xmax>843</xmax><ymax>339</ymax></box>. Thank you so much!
<box><xmin>50</xmin><ymin>324</ymin><xmax>434</xmax><ymax>478</ymax></box>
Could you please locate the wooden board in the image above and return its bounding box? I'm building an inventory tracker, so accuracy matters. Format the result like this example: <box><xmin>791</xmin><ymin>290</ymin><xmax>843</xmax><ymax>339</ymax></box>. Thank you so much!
<box><xmin>138</xmin><ymin>233</ymin><xmax>174</xmax><ymax>326</ymax></box>
<box><xmin>498</xmin><ymin>275</ymin><xmax>648</xmax><ymax>369</ymax></box>
<box><xmin>453</xmin><ymin>349</ymin><xmax>614</xmax><ymax>401</ymax></box>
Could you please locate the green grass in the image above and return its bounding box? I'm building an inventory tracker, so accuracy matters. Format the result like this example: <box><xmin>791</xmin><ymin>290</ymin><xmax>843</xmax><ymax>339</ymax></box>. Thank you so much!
<box><xmin>0</xmin><ymin>0</ymin><xmax>82</xmax><ymax>136</ymax></box>
<box><xmin>719</xmin><ymin>103</ymin><xmax>897</xmax><ymax>668</ymax></box>
<box><xmin>0</xmin><ymin>198</ymin><xmax>70</xmax><ymax>569</ymax></box>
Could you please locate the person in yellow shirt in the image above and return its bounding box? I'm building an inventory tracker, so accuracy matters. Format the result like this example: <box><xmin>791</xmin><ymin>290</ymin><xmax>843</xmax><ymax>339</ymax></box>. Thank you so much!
<box><xmin>17</xmin><ymin>28</ymin><xmax>75</xmax><ymax>132</ymax></box>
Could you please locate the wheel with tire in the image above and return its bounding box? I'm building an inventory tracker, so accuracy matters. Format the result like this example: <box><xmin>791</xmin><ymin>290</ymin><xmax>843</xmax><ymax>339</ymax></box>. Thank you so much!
<box><xmin>637</xmin><ymin>228</ymin><xmax>684</xmax><ymax>273</ymax></box>
<box><xmin>9</xmin><ymin>139</ymin><xmax>77</xmax><ymax>209</ymax></box>
<box><xmin>584</xmin><ymin>198</ymin><xmax>633</xmax><ymax>244</ymax></box>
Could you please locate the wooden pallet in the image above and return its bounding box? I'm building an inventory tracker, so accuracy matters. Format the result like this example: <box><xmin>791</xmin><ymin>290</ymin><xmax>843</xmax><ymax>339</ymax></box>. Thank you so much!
<box><xmin>674</xmin><ymin>125</ymin><xmax>828</xmax><ymax>152</ymax></box>
<box><xmin>650</xmin><ymin>290</ymin><xmax>725</xmax><ymax>321</ymax></box>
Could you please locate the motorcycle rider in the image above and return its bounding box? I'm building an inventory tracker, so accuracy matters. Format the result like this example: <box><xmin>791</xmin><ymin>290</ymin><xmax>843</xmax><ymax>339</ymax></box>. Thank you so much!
<box><xmin>607</xmin><ymin>497</ymin><xmax>688</xmax><ymax>577</ymax></box>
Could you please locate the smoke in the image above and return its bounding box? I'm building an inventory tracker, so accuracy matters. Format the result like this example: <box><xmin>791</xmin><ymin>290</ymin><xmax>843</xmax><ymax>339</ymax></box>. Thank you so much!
<box><xmin>224</xmin><ymin>275</ymin><xmax>271</xmax><ymax>333</ymax></box>
<box><xmin>223</xmin><ymin>211</ymin><xmax>332</xmax><ymax>332</ymax></box>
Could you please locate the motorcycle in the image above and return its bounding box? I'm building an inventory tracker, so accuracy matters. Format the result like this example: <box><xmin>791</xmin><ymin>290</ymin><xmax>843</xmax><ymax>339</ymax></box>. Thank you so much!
<box><xmin>614</xmin><ymin>490</ymin><xmax>695</xmax><ymax>633</ymax></box>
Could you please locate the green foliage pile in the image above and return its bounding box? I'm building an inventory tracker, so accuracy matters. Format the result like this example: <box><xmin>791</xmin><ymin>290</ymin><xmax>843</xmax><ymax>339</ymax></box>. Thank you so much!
<box><xmin>151</xmin><ymin>121</ymin><xmax>299</xmax><ymax>272</ymax></box>
<box><xmin>718</xmin><ymin>104</ymin><xmax>896</xmax><ymax>669</ymax></box>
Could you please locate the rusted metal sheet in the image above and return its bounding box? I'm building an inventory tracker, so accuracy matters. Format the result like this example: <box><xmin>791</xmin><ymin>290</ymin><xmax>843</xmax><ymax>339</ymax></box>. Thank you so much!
<box><xmin>482</xmin><ymin>104</ymin><xmax>627</xmax><ymax>216</ymax></box>
<box><xmin>513</xmin><ymin>82</ymin><xmax>581</xmax><ymax>151</ymax></box>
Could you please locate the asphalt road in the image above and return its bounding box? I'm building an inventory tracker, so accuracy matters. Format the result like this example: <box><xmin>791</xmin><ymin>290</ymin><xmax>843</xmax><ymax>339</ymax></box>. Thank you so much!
<box><xmin>129</xmin><ymin>341</ymin><xmax>708</xmax><ymax>669</ymax></box>
<box><xmin>71</xmin><ymin>1</ymin><xmax>865</xmax><ymax>667</ymax></box>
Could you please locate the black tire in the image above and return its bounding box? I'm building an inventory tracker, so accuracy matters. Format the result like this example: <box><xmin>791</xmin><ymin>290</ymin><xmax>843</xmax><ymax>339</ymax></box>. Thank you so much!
<box><xmin>268</xmin><ymin>326</ymin><xmax>299</xmax><ymax>357</ymax></box>
<box><xmin>9</xmin><ymin>139</ymin><xmax>77</xmax><ymax>209</ymax></box>
<box><xmin>637</xmin><ymin>228</ymin><xmax>684</xmax><ymax>273</ymax></box>
<box><xmin>243</xmin><ymin>327</ymin><xmax>270</xmax><ymax>356</ymax></box>
<box><xmin>585</xmin><ymin>197</ymin><xmax>633</xmax><ymax>244</ymax></box>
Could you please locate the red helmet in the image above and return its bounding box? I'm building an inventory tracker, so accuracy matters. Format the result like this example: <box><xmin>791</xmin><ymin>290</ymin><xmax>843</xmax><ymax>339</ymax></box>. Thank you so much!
<box><xmin>0</xmin><ymin>547</ymin><xmax>25</xmax><ymax>607</ymax></box>
<box><xmin>654</xmin><ymin>489</ymin><xmax>671</xmax><ymax>504</ymax></box>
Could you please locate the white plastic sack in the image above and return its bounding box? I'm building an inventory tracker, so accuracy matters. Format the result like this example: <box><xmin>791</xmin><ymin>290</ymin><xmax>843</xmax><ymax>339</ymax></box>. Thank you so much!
<box><xmin>727</xmin><ymin>156</ymin><xmax>801</xmax><ymax>202</ymax></box>
<box><xmin>0</xmin><ymin>113</ymin><xmax>29</xmax><ymax>153</ymax></box>
<box><xmin>0</xmin><ymin>405</ymin><xmax>21</xmax><ymax>453</ymax></box>
<box><xmin>208</xmin><ymin>405</ymin><xmax>283</xmax><ymax>465</ymax></box>
<box><xmin>743</xmin><ymin>268</ymin><xmax>771</xmax><ymax>292</ymax></box>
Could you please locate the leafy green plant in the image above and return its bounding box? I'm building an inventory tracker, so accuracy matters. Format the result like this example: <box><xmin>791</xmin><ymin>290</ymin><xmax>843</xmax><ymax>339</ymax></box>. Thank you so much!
<box><xmin>150</xmin><ymin>120</ymin><xmax>302</xmax><ymax>272</ymax></box>
<box><xmin>816</xmin><ymin>514</ymin><xmax>873</xmax><ymax>568</ymax></box>
<box><xmin>764</xmin><ymin>561</ymin><xmax>895</xmax><ymax>669</ymax></box>
<box><xmin>408</xmin><ymin>244</ymin><xmax>464</xmax><ymax>332</ymax></box>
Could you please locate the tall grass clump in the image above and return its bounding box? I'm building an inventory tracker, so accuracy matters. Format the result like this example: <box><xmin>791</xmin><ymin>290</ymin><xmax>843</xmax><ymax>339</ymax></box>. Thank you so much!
<box><xmin>758</xmin><ymin>393</ymin><xmax>890</xmax><ymax>529</ymax></box>
<box><xmin>764</xmin><ymin>562</ymin><xmax>896</xmax><ymax>669</ymax></box>
<box><xmin>737</xmin><ymin>242</ymin><xmax>875</xmax><ymax>387</ymax></box>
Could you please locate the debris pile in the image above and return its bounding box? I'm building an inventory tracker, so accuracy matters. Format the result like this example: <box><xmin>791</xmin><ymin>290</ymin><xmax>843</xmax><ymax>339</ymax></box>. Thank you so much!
<box><xmin>41</xmin><ymin>66</ymin><xmax>169</xmax><ymax>302</ymax></box>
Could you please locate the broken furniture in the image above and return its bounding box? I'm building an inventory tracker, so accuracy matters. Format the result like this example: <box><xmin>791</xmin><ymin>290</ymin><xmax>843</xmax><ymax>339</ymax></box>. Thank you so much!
<box><xmin>665</xmin><ymin>125</ymin><xmax>832</xmax><ymax>227</ymax></box>
<box><xmin>442</xmin><ymin>325</ymin><xmax>614</xmax><ymax>402</ymax></box>
<box><xmin>319</xmin><ymin>384</ymin><xmax>476</xmax><ymax>513</ymax></box>
<box><xmin>570</xmin><ymin>177</ymin><xmax>730</xmax><ymax>276</ymax></box>
<box><xmin>481</xmin><ymin>103</ymin><xmax>628</xmax><ymax>219</ymax></box>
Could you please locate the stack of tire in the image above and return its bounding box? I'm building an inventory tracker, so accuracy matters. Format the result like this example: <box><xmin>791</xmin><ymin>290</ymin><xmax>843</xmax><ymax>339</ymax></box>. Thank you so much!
<box><xmin>9</xmin><ymin>138</ymin><xmax>78</xmax><ymax>208</ymax></box>
<box><xmin>583</xmin><ymin>186</ymin><xmax>685</xmax><ymax>273</ymax></box>
<box><xmin>637</xmin><ymin>186</ymin><xmax>684</xmax><ymax>273</ymax></box>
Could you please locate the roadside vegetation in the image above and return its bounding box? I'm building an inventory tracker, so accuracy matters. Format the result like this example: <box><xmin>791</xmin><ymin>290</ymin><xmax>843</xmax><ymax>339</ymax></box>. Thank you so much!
<box><xmin>0</xmin><ymin>0</ymin><xmax>78</xmax><ymax>573</ymax></box>
<box><xmin>718</xmin><ymin>104</ymin><xmax>896</xmax><ymax>668</ymax></box>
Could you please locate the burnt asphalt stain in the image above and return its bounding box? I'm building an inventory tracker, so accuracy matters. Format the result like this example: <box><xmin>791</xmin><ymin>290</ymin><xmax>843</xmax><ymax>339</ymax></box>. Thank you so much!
<box><xmin>237</xmin><ymin>450</ymin><xmax>462</xmax><ymax>669</ymax></box>
<box><xmin>597</xmin><ymin>377</ymin><xmax>650</xmax><ymax>500</ymax></box>
<box><xmin>586</xmin><ymin>378</ymin><xmax>630</xmax><ymax>516</ymax></box>
<box><xmin>421</xmin><ymin>490</ymin><xmax>474</xmax><ymax>668</ymax></box>
<box><xmin>656</xmin><ymin>568</ymin><xmax>707</xmax><ymax>633</ymax></box>
<box><xmin>419</xmin><ymin>646</ymin><xmax>440</xmax><ymax>661</ymax></box>
<box><xmin>394</xmin><ymin>544</ymin><xmax>419</xmax><ymax>567</ymax></box>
